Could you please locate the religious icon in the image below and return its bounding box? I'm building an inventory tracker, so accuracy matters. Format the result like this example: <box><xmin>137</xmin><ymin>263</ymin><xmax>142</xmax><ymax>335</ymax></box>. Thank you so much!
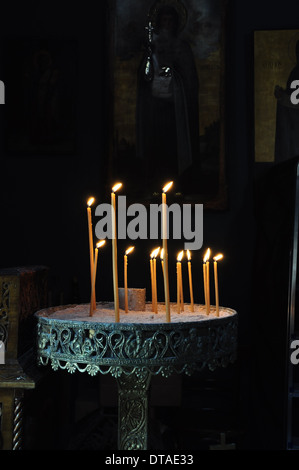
<box><xmin>136</xmin><ymin>1</ymin><xmax>200</xmax><ymax>190</ymax></box>
<box><xmin>107</xmin><ymin>0</ymin><xmax>228</xmax><ymax>209</ymax></box>
<box><xmin>254</xmin><ymin>29</ymin><xmax>299</xmax><ymax>163</ymax></box>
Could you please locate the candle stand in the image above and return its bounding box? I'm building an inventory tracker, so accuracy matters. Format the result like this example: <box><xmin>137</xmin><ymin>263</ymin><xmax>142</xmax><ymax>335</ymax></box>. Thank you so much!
<box><xmin>35</xmin><ymin>303</ymin><xmax>237</xmax><ymax>450</ymax></box>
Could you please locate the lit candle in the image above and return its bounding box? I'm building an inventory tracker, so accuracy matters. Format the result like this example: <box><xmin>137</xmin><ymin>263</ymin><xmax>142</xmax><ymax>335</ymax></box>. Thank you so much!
<box><xmin>203</xmin><ymin>248</ymin><xmax>211</xmax><ymax>315</ymax></box>
<box><xmin>90</xmin><ymin>240</ymin><xmax>106</xmax><ymax>316</ymax></box>
<box><xmin>213</xmin><ymin>254</ymin><xmax>223</xmax><ymax>316</ymax></box>
<box><xmin>160</xmin><ymin>248</ymin><xmax>164</xmax><ymax>276</ymax></box>
<box><xmin>179</xmin><ymin>251</ymin><xmax>184</xmax><ymax>311</ymax></box>
<box><xmin>162</xmin><ymin>182</ymin><xmax>173</xmax><ymax>322</ymax></box>
<box><xmin>187</xmin><ymin>250</ymin><xmax>194</xmax><ymax>312</ymax></box>
<box><xmin>150</xmin><ymin>247</ymin><xmax>159</xmax><ymax>313</ymax></box>
<box><xmin>176</xmin><ymin>250</ymin><xmax>184</xmax><ymax>313</ymax></box>
<box><xmin>203</xmin><ymin>261</ymin><xmax>207</xmax><ymax>313</ymax></box>
<box><xmin>87</xmin><ymin>197</ymin><xmax>96</xmax><ymax>310</ymax></box>
<box><xmin>206</xmin><ymin>249</ymin><xmax>211</xmax><ymax>314</ymax></box>
<box><xmin>150</xmin><ymin>252</ymin><xmax>154</xmax><ymax>312</ymax></box>
<box><xmin>153</xmin><ymin>247</ymin><xmax>160</xmax><ymax>313</ymax></box>
<box><xmin>111</xmin><ymin>182</ymin><xmax>122</xmax><ymax>322</ymax></box>
<box><xmin>176</xmin><ymin>258</ymin><xmax>180</xmax><ymax>314</ymax></box>
<box><xmin>124</xmin><ymin>246</ymin><xmax>134</xmax><ymax>313</ymax></box>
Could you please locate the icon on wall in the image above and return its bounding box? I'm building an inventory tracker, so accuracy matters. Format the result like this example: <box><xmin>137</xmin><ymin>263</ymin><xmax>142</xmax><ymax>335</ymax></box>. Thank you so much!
<box><xmin>254</xmin><ymin>29</ymin><xmax>299</xmax><ymax>163</ymax></box>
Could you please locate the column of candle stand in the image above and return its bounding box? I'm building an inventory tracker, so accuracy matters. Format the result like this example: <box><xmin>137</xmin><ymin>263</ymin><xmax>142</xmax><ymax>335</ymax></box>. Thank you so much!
<box><xmin>111</xmin><ymin>183</ymin><xmax>122</xmax><ymax>322</ymax></box>
<box><xmin>162</xmin><ymin>182</ymin><xmax>173</xmax><ymax>322</ymax></box>
<box><xmin>124</xmin><ymin>246</ymin><xmax>134</xmax><ymax>313</ymax></box>
<box><xmin>87</xmin><ymin>197</ymin><xmax>96</xmax><ymax>311</ymax></box>
<box><xmin>90</xmin><ymin>240</ymin><xmax>106</xmax><ymax>316</ymax></box>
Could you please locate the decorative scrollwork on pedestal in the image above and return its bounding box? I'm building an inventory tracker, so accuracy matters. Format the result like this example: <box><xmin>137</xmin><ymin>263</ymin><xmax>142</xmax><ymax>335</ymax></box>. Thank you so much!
<box><xmin>117</xmin><ymin>370</ymin><xmax>151</xmax><ymax>450</ymax></box>
<box><xmin>35</xmin><ymin>305</ymin><xmax>238</xmax><ymax>450</ymax></box>
<box><xmin>36</xmin><ymin>309</ymin><xmax>237</xmax><ymax>379</ymax></box>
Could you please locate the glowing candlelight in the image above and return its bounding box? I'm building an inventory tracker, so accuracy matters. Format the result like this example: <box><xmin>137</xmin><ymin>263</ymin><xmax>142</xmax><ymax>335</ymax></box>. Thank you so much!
<box><xmin>112</xmin><ymin>182</ymin><xmax>122</xmax><ymax>193</ymax></box>
<box><xmin>203</xmin><ymin>248</ymin><xmax>211</xmax><ymax>315</ymax></box>
<box><xmin>90</xmin><ymin>239</ymin><xmax>106</xmax><ymax>316</ymax></box>
<box><xmin>150</xmin><ymin>247</ymin><xmax>160</xmax><ymax>313</ymax></box>
<box><xmin>162</xmin><ymin>181</ymin><xmax>173</xmax><ymax>322</ymax></box>
<box><xmin>87</xmin><ymin>197</ymin><xmax>96</xmax><ymax>310</ymax></box>
<box><xmin>176</xmin><ymin>250</ymin><xmax>184</xmax><ymax>313</ymax></box>
<box><xmin>111</xmin><ymin>182</ymin><xmax>122</xmax><ymax>322</ymax></box>
<box><xmin>124</xmin><ymin>246</ymin><xmax>134</xmax><ymax>313</ymax></box>
<box><xmin>187</xmin><ymin>250</ymin><xmax>194</xmax><ymax>312</ymax></box>
<box><xmin>213</xmin><ymin>254</ymin><xmax>223</xmax><ymax>316</ymax></box>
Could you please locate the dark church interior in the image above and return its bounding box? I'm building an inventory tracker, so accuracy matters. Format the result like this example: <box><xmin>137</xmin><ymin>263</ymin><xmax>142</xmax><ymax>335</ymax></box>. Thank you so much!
<box><xmin>1</xmin><ymin>0</ymin><xmax>299</xmax><ymax>453</ymax></box>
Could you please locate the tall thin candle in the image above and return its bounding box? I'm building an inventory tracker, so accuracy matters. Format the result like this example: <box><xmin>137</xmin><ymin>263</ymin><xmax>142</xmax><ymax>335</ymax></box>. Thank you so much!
<box><xmin>203</xmin><ymin>261</ymin><xmax>207</xmax><ymax>313</ymax></box>
<box><xmin>176</xmin><ymin>251</ymin><xmax>184</xmax><ymax>313</ymax></box>
<box><xmin>162</xmin><ymin>182</ymin><xmax>173</xmax><ymax>322</ymax></box>
<box><xmin>153</xmin><ymin>247</ymin><xmax>159</xmax><ymax>313</ymax></box>
<box><xmin>150</xmin><ymin>254</ymin><xmax>154</xmax><ymax>312</ymax></box>
<box><xmin>213</xmin><ymin>254</ymin><xmax>223</xmax><ymax>316</ymax></box>
<box><xmin>176</xmin><ymin>259</ymin><xmax>180</xmax><ymax>314</ymax></box>
<box><xmin>160</xmin><ymin>248</ymin><xmax>164</xmax><ymax>276</ymax></box>
<box><xmin>124</xmin><ymin>246</ymin><xmax>134</xmax><ymax>313</ymax></box>
<box><xmin>150</xmin><ymin>247</ymin><xmax>159</xmax><ymax>313</ymax></box>
<box><xmin>206</xmin><ymin>250</ymin><xmax>211</xmax><ymax>314</ymax></box>
<box><xmin>111</xmin><ymin>183</ymin><xmax>122</xmax><ymax>322</ymax></box>
<box><xmin>87</xmin><ymin>197</ymin><xmax>96</xmax><ymax>310</ymax></box>
<box><xmin>90</xmin><ymin>240</ymin><xmax>106</xmax><ymax>316</ymax></box>
<box><xmin>203</xmin><ymin>248</ymin><xmax>211</xmax><ymax>315</ymax></box>
<box><xmin>187</xmin><ymin>250</ymin><xmax>194</xmax><ymax>312</ymax></box>
<box><xmin>179</xmin><ymin>251</ymin><xmax>184</xmax><ymax>311</ymax></box>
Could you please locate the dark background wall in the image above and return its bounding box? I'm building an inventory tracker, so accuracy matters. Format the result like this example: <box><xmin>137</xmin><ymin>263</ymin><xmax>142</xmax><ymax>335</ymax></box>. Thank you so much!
<box><xmin>0</xmin><ymin>0</ymin><xmax>290</xmax><ymax>338</ymax></box>
<box><xmin>0</xmin><ymin>0</ymin><xmax>299</xmax><ymax>450</ymax></box>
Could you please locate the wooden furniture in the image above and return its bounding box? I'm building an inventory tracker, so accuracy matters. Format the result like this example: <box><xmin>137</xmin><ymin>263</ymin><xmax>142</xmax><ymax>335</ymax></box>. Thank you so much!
<box><xmin>0</xmin><ymin>266</ymin><xmax>48</xmax><ymax>450</ymax></box>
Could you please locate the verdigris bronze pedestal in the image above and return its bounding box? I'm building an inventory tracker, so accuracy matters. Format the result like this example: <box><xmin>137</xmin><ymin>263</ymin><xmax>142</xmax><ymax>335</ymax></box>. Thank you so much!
<box><xmin>35</xmin><ymin>303</ymin><xmax>237</xmax><ymax>450</ymax></box>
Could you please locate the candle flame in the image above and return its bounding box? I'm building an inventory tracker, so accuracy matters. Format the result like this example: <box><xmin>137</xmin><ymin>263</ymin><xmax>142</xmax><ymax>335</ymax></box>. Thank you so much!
<box><xmin>160</xmin><ymin>248</ymin><xmax>164</xmax><ymax>260</ymax></box>
<box><xmin>203</xmin><ymin>248</ymin><xmax>211</xmax><ymax>263</ymax></box>
<box><xmin>96</xmin><ymin>239</ymin><xmax>106</xmax><ymax>249</ymax></box>
<box><xmin>87</xmin><ymin>197</ymin><xmax>95</xmax><ymax>207</ymax></box>
<box><xmin>151</xmin><ymin>247</ymin><xmax>160</xmax><ymax>258</ymax></box>
<box><xmin>177</xmin><ymin>250</ymin><xmax>184</xmax><ymax>262</ymax></box>
<box><xmin>125</xmin><ymin>246</ymin><xmax>135</xmax><ymax>255</ymax></box>
<box><xmin>213</xmin><ymin>253</ymin><xmax>223</xmax><ymax>262</ymax></box>
<box><xmin>187</xmin><ymin>250</ymin><xmax>191</xmax><ymax>261</ymax></box>
<box><xmin>162</xmin><ymin>181</ymin><xmax>173</xmax><ymax>193</ymax></box>
<box><xmin>112</xmin><ymin>182</ymin><xmax>122</xmax><ymax>193</ymax></box>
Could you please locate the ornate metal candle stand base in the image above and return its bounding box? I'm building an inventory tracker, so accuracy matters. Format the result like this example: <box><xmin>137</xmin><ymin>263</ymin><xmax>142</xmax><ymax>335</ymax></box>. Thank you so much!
<box><xmin>35</xmin><ymin>303</ymin><xmax>237</xmax><ymax>450</ymax></box>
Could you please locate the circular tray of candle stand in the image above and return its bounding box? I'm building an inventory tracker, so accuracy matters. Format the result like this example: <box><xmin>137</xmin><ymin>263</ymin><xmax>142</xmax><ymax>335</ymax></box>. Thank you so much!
<box><xmin>35</xmin><ymin>302</ymin><xmax>237</xmax><ymax>450</ymax></box>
